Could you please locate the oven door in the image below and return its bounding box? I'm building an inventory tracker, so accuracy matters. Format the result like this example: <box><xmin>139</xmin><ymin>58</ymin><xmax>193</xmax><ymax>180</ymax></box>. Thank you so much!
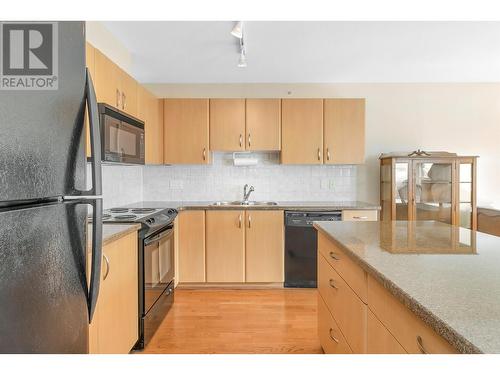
<box><xmin>102</xmin><ymin>110</ymin><xmax>144</xmax><ymax>164</ymax></box>
<box><xmin>143</xmin><ymin>227</ymin><xmax>174</xmax><ymax>313</ymax></box>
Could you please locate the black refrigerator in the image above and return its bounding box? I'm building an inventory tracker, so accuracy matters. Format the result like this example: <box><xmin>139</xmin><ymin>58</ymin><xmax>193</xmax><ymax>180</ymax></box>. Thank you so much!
<box><xmin>0</xmin><ymin>21</ymin><xmax>103</xmax><ymax>353</ymax></box>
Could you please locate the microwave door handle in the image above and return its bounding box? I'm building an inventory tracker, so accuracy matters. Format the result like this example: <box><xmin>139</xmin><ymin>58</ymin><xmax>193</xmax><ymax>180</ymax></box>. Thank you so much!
<box><xmin>87</xmin><ymin>198</ymin><xmax>103</xmax><ymax>323</ymax></box>
<box><xmin>83</xmin><ymin>68</ymin><xmax>102</xmax><ymax>196</ymax></box>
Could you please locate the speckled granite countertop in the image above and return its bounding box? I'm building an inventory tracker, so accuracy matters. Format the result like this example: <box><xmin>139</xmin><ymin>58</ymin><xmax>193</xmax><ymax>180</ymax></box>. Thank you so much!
<box><xmin>121</xmin><ymin>200</ymin><xmax>380</xmax><ymax>211</ymax></box>
<box><xmin>313</xmin><ymin>220</ymin><xmax>500</xmax><ymax>354</ymax></box>
<box><xmin>87</xmin><ymin>223</ymin><xmax>141</xmax><ymax>251</ymax></box>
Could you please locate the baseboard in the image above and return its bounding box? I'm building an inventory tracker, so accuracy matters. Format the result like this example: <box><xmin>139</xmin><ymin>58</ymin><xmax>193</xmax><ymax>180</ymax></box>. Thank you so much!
<box><xmin>177</xmin><ymin>282</ymin><xmax>284</xmax><ymax>289</ymax></box>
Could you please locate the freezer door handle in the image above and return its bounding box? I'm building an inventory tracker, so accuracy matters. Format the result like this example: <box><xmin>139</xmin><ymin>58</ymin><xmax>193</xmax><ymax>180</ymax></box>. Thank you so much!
<box><xmin>88</xmin><ymin>198</ymin><xmax>103</xmax><ymax>323</ymax></box>
<box><xmin>83</xmin><ymin>68</ymin><xmax>102</xmax><ymax>196</ymax></box>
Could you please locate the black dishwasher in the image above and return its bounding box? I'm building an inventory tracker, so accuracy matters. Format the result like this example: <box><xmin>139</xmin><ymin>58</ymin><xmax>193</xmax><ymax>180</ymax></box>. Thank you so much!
<box><xmin>284</xmin><ymin>211</ymin><xmax>342</xmax><ymax>288</ymax></box>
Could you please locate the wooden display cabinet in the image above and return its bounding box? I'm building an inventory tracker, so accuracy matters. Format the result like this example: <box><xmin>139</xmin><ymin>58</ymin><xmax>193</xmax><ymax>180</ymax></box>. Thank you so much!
<box><xmin>380</xmin><ymin>151</ymin><xmax>478</xmax><ymax>230</ymax></box>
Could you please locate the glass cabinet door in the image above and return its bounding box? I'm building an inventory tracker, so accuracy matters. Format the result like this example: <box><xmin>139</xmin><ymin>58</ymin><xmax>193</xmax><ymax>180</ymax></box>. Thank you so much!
<box><xmin>412</xmin><ymin>160</ymin><xmax>454</xmax><ymax>224</ymax></box>
<box><xmin>458</xmin><ymin>162</ymin><xmax>473</xmax><ymax>229</ymax></box>
<box><xmin>380</xmin><ymin>160</ymin><xmax>392</xmax><ymax>221</ymax></box>
<box><xmin>394</xmin><ymin>162</ymin><xmax>410</xmax><ymax>220</ymax></box>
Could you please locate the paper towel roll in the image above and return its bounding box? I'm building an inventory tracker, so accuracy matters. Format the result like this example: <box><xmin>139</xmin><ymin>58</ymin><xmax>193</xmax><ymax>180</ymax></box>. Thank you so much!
<box><xmin>233</xmin><ymin>158</ymin><xmax>258</xmax><ymax>166</ymax></box>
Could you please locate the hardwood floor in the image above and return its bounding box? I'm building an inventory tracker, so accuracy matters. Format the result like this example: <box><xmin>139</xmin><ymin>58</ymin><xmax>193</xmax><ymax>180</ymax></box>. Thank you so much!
<box><xmin>140</xmin><ymin>288</ymin><xmax>322</xmax><ymax>354</ymax></box>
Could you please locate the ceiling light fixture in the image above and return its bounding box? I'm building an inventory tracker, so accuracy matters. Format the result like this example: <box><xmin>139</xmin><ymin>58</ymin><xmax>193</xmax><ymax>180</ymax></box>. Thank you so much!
<box><xmin>231</xmin><ymin>21</ymin><xmax>243</xmax><ymax>39</ymax></box>
<box><xmin>231</xmin><ymin>21</ymin><xmax>247</xmax><ymax>68</ymax></box>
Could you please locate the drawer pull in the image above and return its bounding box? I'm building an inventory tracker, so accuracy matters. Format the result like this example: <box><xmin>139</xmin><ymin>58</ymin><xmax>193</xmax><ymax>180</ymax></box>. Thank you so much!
<box><xmin>329</xmin><ymin>252</ymin><xmax>340</xmax><ymax>261</ymax></box>
<box><xmin>353</xmin><ymin>216</ymin><xmax>368</xmax><ymax>220</ymax></box>
<box><xmin>416</xmin><ymin>335</ymin><xmax>428</xmax><ymax>354</ymax></box>
<box><xmin>329</xmin><ymin>328</ymin><xmax>339</xmax><ymax>343</ymax></box>
<box><xmin>103</xmin><ymin>254</ymin><xmax>110</xmax><ymax>280</ymax></box>
<box><xmin>329</xmin><ymin>278</ymin><xmax>339</xmax><ymax>290</ymax></box>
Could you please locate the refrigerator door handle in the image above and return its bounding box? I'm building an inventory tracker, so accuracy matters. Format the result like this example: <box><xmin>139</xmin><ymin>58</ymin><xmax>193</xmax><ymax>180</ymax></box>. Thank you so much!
<box><xmin>83</xmin><ymin>68</ymin><xmax>102</xmax><ymax>196</ymax></box>
<box><xmin>88</xmin><ymin>198</ymin><xmax>103</xmax><ymax>323</ymax></box>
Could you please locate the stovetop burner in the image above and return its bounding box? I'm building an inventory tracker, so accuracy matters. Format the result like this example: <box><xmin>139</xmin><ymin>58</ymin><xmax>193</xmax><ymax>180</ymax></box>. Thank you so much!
<box><xmin>114</xmin><ymin>214</ymin><xmax>138</xmax><ymax>220</ymax></box>
<box><xmin>109</xmin><ymin>208</ymin><xmax>129</xmax><ymax>213</ymax></box>
<box><xmin>131</xmin><ymin>208</ymin><xmax>156</xmax><ymax>214</ymax></box>
<box><xmin>102</xmin><ymin>213</ymin><xmax>112</xmax><ymax>220</ymax></box>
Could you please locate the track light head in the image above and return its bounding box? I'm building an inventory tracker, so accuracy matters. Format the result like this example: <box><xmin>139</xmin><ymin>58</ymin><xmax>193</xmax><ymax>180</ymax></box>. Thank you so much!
<box><xmin>231</xmin><ymin>21</ymin><xmax>243</xmax><ymax>39</ymax></box>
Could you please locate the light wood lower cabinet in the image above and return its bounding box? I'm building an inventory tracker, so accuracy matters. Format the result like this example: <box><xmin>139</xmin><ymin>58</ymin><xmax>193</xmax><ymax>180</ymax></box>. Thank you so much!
<box><xmin>342</xmin><ymin>209</ymin><xmax>378</xmax><ymax>222</ymax></box>
<box><xmin>318</xmin><ymin>294</ymin><xmax>352</xmax><ymax>354</ymax></box>
<box><xmin>88</xmin><ymin>231</ymin><xmax>138</xmax><ymax>354</ymax></box>
<box><xmin>367</xmin><ymin>275</ymin><xmax>458</xmax><ymax>354</ymax></box>
<box><xmin>178</xmin><ymin>210</ymin><xmax>206</xmax><ymax>282</ymax></box>
<box><xmin>317</xmin><ymin>231</ymin><xmax>458</xmax><ymax>354</ymax></box>
<box><xmin>245</xmin><ymin>210</ymin><xmax>284</xmax><ymax>282</ymax></box>
<box><xmin>367</xmin><ymin>309</ymin><xmax>406</xmax><ymax>354</ymax></box>
<box><xmin>206</xmin><ymin>210</ymin><xmax>246</xmax><ymax>282</ymax></box>
<box><xmin>177</xmin><ymin>209</ymin><xmax>284</xmax><ymax>285</ymax></box>
<box><xmin>318</xmin><ymin>253</ymin><xmax>366</xmax><ymax>353</ymax></box>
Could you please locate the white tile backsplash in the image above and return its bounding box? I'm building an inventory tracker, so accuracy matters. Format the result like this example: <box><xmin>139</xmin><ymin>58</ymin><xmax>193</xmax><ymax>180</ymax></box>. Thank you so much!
<box><xmin>142</xmin><ymin>152</ymin><xmax>357</xmax><ymax>202</ymax></box>
<box><xmin>89</xmin><ymin>163</ymin><xmax>144</xmax><ymax>208</ymax></box>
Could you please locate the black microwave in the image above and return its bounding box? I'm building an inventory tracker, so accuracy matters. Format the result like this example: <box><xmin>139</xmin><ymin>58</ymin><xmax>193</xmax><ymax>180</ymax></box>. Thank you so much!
<box><xmin>98</xmin><ymin>103</ymin><xmax>145</xmax><ymax>165</ymax></box>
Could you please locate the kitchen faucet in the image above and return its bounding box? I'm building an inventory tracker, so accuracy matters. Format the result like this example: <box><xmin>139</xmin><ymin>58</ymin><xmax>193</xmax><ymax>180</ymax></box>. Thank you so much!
<box><xmin>243</xmin><ymin>184</ymin><xmax>255</xmax><ymax>203</ymax></box>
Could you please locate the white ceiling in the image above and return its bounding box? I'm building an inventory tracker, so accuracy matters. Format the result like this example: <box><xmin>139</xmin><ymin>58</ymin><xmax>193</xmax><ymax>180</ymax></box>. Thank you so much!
<box><xmin>102</xmin><ymin>21</ymin><xmax>500</xmax><ymax>83</ymax></box>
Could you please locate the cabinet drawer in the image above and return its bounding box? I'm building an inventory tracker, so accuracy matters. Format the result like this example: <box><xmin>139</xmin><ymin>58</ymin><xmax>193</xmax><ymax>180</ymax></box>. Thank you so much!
<box><xmin>318</xmin><ymin>294</ymin><xmax>352</xmax><ymax>354</ymax></box>
<box><xmin>367</xmin><ymin>309</ymin><xmax>406</xmax><ymax>354</ymax></box>
<box><xmin>318</xmin><ymin>231</ymin><xmax>367</xmax><ymax>302</ymax></box>
<box><xmin>368</xmin><ymin>275</ymin><xmax>458</xmax><ymax>354</ymax></box>
<box><xmin>318</xmin><ymin>254</ymin><xmax>367</xmax><ymax>353</ymax></box>
<box><xmin>342</xmin><ymin>209</ymin><xmax>378</xmax><ymax>221</ymax></box>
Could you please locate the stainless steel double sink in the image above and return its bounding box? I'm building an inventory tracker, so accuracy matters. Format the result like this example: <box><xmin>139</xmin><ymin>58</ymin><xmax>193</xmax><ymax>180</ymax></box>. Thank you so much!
<box><xmin>211</xmin><ymin>201</ymin><xmax>278</xmax><ymax>206</ymax></box>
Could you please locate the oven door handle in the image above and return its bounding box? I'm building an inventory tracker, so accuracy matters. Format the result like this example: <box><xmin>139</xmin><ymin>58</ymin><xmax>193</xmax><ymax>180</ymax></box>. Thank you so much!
<box><xmin>144</xmin><ymin>228</ymin><xmax>174</xmax><ymax>246</ymax></box>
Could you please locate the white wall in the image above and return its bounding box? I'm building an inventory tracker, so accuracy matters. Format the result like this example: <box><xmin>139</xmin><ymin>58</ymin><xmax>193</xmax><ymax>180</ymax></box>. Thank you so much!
<box><xmin>85</xmin><ymin>21</ymin><xmax>133</xmax><ymax>74</ymax></box>
<box><xmin>145</xmin><ymin>83</ymin><xmax>500</xmax><ymax>208</ymax></box>
<box><xmin>142</xmin><ymin>153</ymin><xmax>357</xmax><ymax>202</ymax></box>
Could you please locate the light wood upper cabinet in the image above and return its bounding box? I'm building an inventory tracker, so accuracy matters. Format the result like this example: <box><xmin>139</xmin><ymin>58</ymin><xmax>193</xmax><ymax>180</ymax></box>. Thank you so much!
<box><xmin>281</xmin><ymin>99</ymin><xmax>324</xmax><ymax>164</ymax></box>
<box><xmin>120</xmin><ymin>71</ymin><xmax>138</xmax><ymax>117</ymax></box>
<box><xmin>206</xmin><ymin>210</ymin><xmax>246</xmax><ymax>282</ymax></box>
<box><xmin>94</xmin><ymin>48</ymin><xmax>121</xmax><ymax>109</ymax></box>
<box><xmin>85</xmin><ymin>42</ymin><xmax>95</xmax><ymax>159</ymax></box>
<box><xmin>245</xmin><ymin>210</ymin><xmax>284</xmax><ymax>282</ymax></box>
<box><xmin>138</xmin><ymin>86</ymin><xmax>163</xmax><ymax>164</ymax></box>
<box><xmin>177</xmin><ymin>210</ymin><xmax>206</xmax><ymax>283</ymax></box>
<box><xmin>88</xmin><ymin>232</ymin><xmax>138</xmax><ymax>354</ymax></box>
<box><xmin>164</xmin><ymin>99</ymin><xmax>210</xmax><ymax>164</ymax></box>
<box><xmin>93</xmin><ymin>46</ymin><xmax>138</xmax><ymax>117</ymax></box>
<box><xmin>210</xmin><ymin>99</ymin><xmax>246</xmax><ymax>151</ymax></box>
<box><xmin>245</xmin><ymin>99</ymin><xmax>281</xmax><ymax>151</ymax></box>
<box><xmin>324</xmin><ymin>99</ymin><xmax>365</xmax><ymax>164</ymax></box>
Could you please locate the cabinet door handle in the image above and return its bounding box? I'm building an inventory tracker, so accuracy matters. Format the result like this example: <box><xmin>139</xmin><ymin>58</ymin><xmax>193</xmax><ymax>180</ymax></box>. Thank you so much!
<box><xmin>329</xmin><ymin>328</ymin><xmax>339</xmax><ymax>343</ymax></box>
<box><xmin>239</xmin><ymin>134</ymin><xmax>243</xmax><ymax>148</ymax></box>
<box><xmin>327</xmin><ymin>148</ymin><xmax>331</xmax><ymax>161</ymax></box>
<box><xmin>122</xmin><ymin>92</ymin><xmax>126</xmax><ymax>110</ymax></box>
<box><xmin>203</xmin><ymin>147</ymin><xmax>206</xmax><ymax>161</ymax></box>
<box><xmin>248</xmin><ymin>133</ymin><xmax>251</xmax><ymax>148</ymax></box>
<box><xmin>103</xmin><ymin>253</ymin><xmax>110</xmax><ymax>280</ymax></box>
<box><xmin>329</xmin><ymin>278</ymin><xmax>339</xmax><ymax>290</ymax></box>
<box><xmin>329</xmin><ymin>252</ymin><xmax>340</xmax><ymax>261</ymax></box>
<box><xmin>116</xmin><ymin>89</ymin><xmax>121</xmax><ymax>108</ymax></box>
<box><xmin>416</xmin><ymin>336</ymin><xmax>428</xmax><ymax>354</ymax></box>
<box><xmin>353</xmin><ymin>216</ymin><xmax>368</xmax><ymax>220</ymax></box>
<box><xmin>238</xmin><ymin>214</ymin><xmax>242</xmax><ymax>228</ymax></box>
<box><xmin>317</xmin><ymin>147</ymin><xmax>321</xmax><ymax>161</ymax></box>
<box><xmin>248</xmin><ymin>214</ymin><xmax>251</xmax><ymax>228</ymax></box>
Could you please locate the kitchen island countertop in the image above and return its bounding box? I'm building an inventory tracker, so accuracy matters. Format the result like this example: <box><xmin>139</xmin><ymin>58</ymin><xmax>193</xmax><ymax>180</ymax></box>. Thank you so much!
<box><xmin>314</xmin><ymin>220</ymin><xmax>500</xmax><ymax>354</ymax></box>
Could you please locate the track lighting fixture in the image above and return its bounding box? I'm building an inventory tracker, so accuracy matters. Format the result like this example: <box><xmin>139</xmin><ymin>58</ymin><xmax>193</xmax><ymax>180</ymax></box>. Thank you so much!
<box><xmin>231</xmin><ymin>21</ymin><xmax>247</xmax><ymax>68</ymax></box>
